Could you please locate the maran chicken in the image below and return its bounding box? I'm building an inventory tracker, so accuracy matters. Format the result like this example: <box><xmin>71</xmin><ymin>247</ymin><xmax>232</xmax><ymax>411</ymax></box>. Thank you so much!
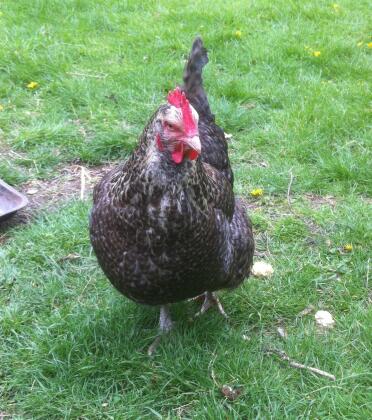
<box><xmin>90</xmin><ymin>38</ymin><xmax>254</xmax><ymax>353</ymax></box>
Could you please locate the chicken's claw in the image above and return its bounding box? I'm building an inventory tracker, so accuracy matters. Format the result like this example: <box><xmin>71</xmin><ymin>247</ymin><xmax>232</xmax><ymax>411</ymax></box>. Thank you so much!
<box><xmin>147</xmin><ymin>305</ymin><xmax>173</xmax><ymax>356</ymax></box>
<box><xmin>194</xmin><ymin>291</ymin><xmax>228</xmax><ymax>319</ymax></box>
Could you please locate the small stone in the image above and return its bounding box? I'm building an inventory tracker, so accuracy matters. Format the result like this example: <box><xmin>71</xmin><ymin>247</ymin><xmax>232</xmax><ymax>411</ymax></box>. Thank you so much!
<box><xmin>243</xmin><ymin>102</ymin><xmax>256</xmax><ymax>110</ymax></box>
<box><xmin>277</xmin><ymin>326</ymin><xmax>288</xmax><ymax>339</ymax></box>
<box><xmin>26</xmin><ymin>188</ymin><xmax>38</xmax><ymax>195</ymax></box>
<box><xmin>252</xmin><ymin>261</ymin><xmax>274</xmax><ymax>277</ymax></box>
<box><xmin>315</xmin><ymin>310</ymin><xmax>335</xmax><ymax>328</ymax></box>
<box><xmin>221</xmin><ymin>385</ymin><xmax>242</xmax><ymax>401</ymax></box>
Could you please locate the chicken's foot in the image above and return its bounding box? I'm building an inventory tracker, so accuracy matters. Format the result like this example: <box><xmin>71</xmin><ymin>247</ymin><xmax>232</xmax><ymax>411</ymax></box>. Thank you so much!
<box><xmin>147</xmin><ymin>305</ymin><xmax>173</xmax><ymax>356</ymax></box>
<box><xmin>194</xmin><ymin>291</ymin><xmax>228</xmax><ymax>319</ymax></box>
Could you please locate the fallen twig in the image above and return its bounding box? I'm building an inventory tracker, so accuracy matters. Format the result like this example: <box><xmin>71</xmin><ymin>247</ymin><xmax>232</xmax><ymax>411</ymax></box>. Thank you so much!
<box><xmin>366</xmin><ymin>258</ymin><xmax>370</xmax><ymax>290</ymax></box>
<box><xmin>264</xmin><ymin>348</ymin><xmax>336</xmax><ymax>381</ymax></box>
<box><xmin>254</xmin><ymin>251</ymin><xmax>269</xmax><ymax>258</ymax></box>
<box><xmin>265</xmin><ymin>232</ymin><xmax>272</xmax><ymax>257</ymax></box>
<box><xmin>58</xmin><ymin>253</ymin><xmax>81</xmax><ymax>262</ymax></box>
<box><xmin>297</xmin><ymin>304</ymin><xmax>315</xmax><ymax>318</ymax></box>
<box><xmin>211</xmin><ymin>368</ymin><xmax>219</xmax><ymax>387</ymax></box>
<box><xmin>208</xmin><ymin>354</ymin><xmax>219</xmax><ymax>387</ymax></box>
<box><xmin>67</xmin><ymin>71</ymin><xmax>108</xmax><ymax>79</ymax></box>
<box><xmin>77</xmin><ymin>276</ymin><xmax>95</xmax><ymax>303</ymax></box>
<box><xmin>80</xmin><ymin>166</ymin><xmax>86</xmax><ymax>200</ymax></box>
<box><xmin>172</xmin><ymin>401</ymin><xmax>196</xmax><ymax>417</ymax></box>
<box><xmin>287</xmin><ymin>169</ymin><xmax>294</xmax><ymax>208</ymax></box>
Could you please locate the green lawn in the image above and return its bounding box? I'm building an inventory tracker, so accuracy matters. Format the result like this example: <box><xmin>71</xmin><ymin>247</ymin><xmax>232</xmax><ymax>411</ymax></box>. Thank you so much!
<box><xmin>1</xmin><ymin>0</ymin><xmax>371</xmax><ymax>418</ymax></box>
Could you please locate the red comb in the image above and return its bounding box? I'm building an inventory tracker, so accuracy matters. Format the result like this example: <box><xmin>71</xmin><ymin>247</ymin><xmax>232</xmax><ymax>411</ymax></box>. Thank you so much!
<box><xmin>167</xmin><ymin>87</ymin><xmax>197</xmax><ymax>137</ymax></box>
<box><xmin>167</xmin><ymin>86</ymin><xmax>185</xmax><ymax>108</ymax></box>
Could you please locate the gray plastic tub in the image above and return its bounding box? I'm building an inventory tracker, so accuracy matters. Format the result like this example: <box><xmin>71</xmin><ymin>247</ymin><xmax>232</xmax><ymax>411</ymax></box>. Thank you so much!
<box><xmin>0</xmin><ymin>179</ymin><xmax>28</xmax><ymax>222</ymax></box>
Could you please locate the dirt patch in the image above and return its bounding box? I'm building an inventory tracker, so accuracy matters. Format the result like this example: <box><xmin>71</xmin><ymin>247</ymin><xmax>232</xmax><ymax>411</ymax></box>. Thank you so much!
<box><xmin>0</xmin><ymin>162</ymin><xmax>115</xmax><ymax>243</ymax></box>
<box><xmin>21</xmin><ymin>163</ymin><xmax>114</xmax><ymax>211</ymax></box>
<box><xmin>305</xmin><ymin>194</ymin><xmax>337</xmax><ymax>208</ymax></box>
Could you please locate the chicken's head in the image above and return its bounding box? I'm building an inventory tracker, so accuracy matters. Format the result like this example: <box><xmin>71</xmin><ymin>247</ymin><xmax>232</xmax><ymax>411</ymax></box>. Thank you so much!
<box><xmin>155</xmin><ymin>87</ymin><xmax>201</xmax><ymax>164</ymax></box>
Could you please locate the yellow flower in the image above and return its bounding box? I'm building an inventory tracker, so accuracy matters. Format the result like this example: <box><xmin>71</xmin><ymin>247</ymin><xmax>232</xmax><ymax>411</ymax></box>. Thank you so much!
<box><xmin>312</xmin><ymin>51</ymin><xmax>321</xmax><ymax>57</ymax></box>
<box><xmin>250</xmin><ymin>188</ymin><xmax>264</xmax><ymax>197</ymax></box>
<box><xmin>235</xmin><ymin>30</ymin><xmax>242</xmax><ymax>39</ymax></box>
<box><xmin>332</xmin><ymin>3</ymin><xmax>340</xmax><ymax>12</ymax></box>
<box><xmin>357</xmin><ymin>41</ymin><xmax>364</xmax><ymax>47</ymax></box>
<box><xmin>368</xmin><ymin>42</ymin><xmax>372</xmax><ymax>48</ymax></box>
<box><xmin>343</xmin><ymin>244</ymin><xmax>353</xmax><ymax>252</ymax></box>
<box><xmin>0</xmin><ymin>104</ymin><xmax>4</xmax><ymax>112</ymax></box>
<box><xmin>27</xmin><ymin>81</ymin><xmax>39</xmax><ymax>89</ymax></box>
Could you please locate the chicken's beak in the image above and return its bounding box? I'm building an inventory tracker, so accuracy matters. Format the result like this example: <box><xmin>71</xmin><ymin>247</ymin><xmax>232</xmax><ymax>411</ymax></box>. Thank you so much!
<box><xmin>184</xmin><ymin>135</ymin><xmax>201</xmax><ymax>154</ymax></box>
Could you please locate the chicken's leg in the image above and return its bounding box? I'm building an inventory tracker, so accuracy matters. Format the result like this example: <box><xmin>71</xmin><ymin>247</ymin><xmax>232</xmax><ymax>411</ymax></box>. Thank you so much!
<box><xmin>194</xmin><ymin>291</ymin><xmax>228</xmax><ymax>319</ymax></box>
<box><xmin>147</xmin><ymin>305</ymin><xmax>173</xmax><ymax>356</ymax></box>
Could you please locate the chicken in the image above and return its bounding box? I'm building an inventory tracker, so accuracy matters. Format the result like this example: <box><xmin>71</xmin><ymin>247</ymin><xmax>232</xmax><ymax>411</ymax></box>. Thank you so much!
<box><xmin>89</xmin><ymin>37</ymin><xmax>254</xmax><ymax>352</ymax></box>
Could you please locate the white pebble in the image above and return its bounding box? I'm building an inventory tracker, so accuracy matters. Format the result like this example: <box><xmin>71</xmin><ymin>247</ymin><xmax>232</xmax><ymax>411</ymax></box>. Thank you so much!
<box><xmin>252</xmin><ymin>261</ymin><xmax>274</xmax><ymax>277</ymax></box>
<box><xmin>315</xmin><ymin>310</ymin><xmax>335</xmax><ymax>328</ymax></box>
<box><xmin>277</xmin><ymin>326</ymin><xmax>288</xmax><ymax>339</ymax></box>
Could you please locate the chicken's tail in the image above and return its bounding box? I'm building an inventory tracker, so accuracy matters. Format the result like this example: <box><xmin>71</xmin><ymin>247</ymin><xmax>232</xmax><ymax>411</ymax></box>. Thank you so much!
<box><xmin>183</xmin><ymin>37</ymin><xmax>214</xmax><ymax>121</ymax></box>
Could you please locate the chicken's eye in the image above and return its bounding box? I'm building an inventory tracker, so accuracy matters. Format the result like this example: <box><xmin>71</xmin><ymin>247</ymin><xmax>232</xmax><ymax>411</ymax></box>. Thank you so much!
<box><xmin>164</xmin><ymin>121</ymin><xmax>175</xmax><ymax>130</ymax></box>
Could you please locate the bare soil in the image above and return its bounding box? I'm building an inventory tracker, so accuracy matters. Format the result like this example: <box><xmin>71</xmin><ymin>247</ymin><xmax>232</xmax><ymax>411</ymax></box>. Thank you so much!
<box><xmin>0</xmin><ymin>163</ymin><xmax>115</xmax><ymax>243</ymax></box>
<box><xmin>304</xmin><ymin>193</ymin><xmax>337</xmax><ymax>208</ymax></box>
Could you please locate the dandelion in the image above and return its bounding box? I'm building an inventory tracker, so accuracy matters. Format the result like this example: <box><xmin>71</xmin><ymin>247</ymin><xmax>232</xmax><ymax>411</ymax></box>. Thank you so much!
<box><xmin>332</xmin><ymin>3</ymin><xmax>340</xmax><ymax>12</ymax></box>
<box><xmin>357</xmin><ymin>41</ymin><xmax>364</xmax><ymax>47</ymax></box>
<box><xmin>368</xmin><ymin>42</ymin><xmax>372</xmax><ymax>48</ymax></box>
<box><xmin>343</xmin><ymin>243</ymin><xmax>353</xmax><ymax>252</ymax></box>
<box><xmin>250</xmin><ymin>188</ymin><xmax>263</xmax><ymax>197</ymax></box>
<box><xmin>235</xmin><ymin>30</ymin><xmax>242</xmax><ymax>39</ymax></box>
<box><xmin>27</xmin><ymin>81</ymin><xmax>39</xmax><ymax>89</ymax></box>
<box><xmin>312</xmin><ymin>50</ymin><xmax>321</xmax><ymax>57</ymax></box>
<box><xmin>0</xmin><ymin>104</ymin><xmax>4</xmax><ymax>112</ymax></box>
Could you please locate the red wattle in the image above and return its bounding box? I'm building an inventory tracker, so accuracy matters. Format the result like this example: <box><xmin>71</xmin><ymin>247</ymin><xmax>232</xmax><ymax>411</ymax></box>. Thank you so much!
<box><xmin>186</xmin><ymin>149</ymin><xmax>199</xmax><ymax>160</ymax></box>
<box><xmin>171</xmin><ymin>143</ymin><xmax>184</xmax><ymax>164</ymax></box>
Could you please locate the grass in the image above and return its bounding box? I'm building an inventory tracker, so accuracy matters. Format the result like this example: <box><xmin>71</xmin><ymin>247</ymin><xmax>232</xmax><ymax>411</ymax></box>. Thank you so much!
<box><xmin>0</xmin><ymin>0</ymin><xmax>371</xmax><ymax>418</ymax></box>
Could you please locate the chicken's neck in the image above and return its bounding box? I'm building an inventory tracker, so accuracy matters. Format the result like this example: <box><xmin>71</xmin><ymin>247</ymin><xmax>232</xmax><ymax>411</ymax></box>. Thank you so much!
<box><xmin>149</xmin><ymin>150</ymin><xmax>194</xmax><ymax>181</ymax></box>
<box><xmin>111</xmin><ymin>135</ymin><xmax>205</xmax><ymax>200</ymax></box>
<box><xmin>138</xmin><ymin>128</ymin><xmax>204</xmax><ymax>188</ymax></box>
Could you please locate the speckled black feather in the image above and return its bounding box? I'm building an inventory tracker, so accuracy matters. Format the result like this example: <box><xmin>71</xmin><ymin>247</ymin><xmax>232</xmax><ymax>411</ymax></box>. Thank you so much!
<box><xmin>183</xmin><ymin>37</ymin><xmax>233</xmax><ymax>184</ymax></box>
<box><xmin>90</xmin><ymin>38</ymin><xmax>254</xmax><ymax>306</ymax></box>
